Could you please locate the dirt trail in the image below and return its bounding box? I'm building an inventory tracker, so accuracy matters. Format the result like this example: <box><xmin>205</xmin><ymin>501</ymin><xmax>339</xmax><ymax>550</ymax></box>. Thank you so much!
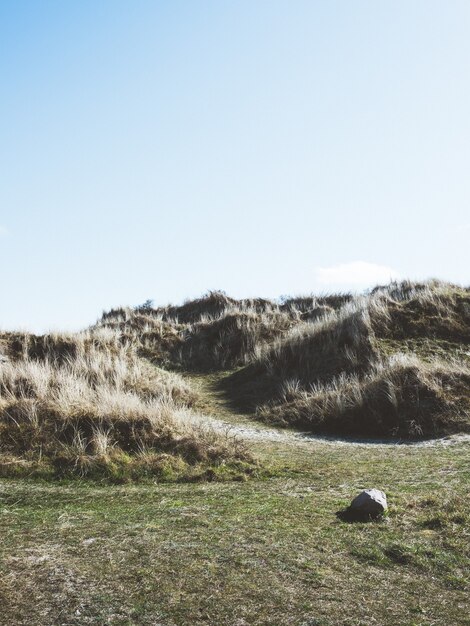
<box><xmin>187</xmin><ymin>372</ymin><xmax>470</xmax><ymax>449</ymax></box>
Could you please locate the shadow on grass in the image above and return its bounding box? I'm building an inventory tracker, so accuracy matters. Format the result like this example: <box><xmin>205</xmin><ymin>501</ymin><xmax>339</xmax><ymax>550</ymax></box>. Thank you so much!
<box><xmin>336</xmin><ymin>508</ymin><xmax>388</xmax><ymax>523</ymax></box>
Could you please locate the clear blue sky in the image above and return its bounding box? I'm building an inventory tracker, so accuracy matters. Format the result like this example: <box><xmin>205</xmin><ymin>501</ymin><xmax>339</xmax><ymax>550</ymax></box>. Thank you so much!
<box><xmin>1</xmin><ymin>1</ymin><xmax>469</xmax><ymax>332</ymax></box>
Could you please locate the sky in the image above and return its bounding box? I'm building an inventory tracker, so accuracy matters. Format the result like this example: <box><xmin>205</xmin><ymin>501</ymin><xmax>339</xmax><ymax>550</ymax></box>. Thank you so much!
<box><xmin>1</xmin><ymin>0</ymin><xmax>470</xmax><ymax>333</ymax></box>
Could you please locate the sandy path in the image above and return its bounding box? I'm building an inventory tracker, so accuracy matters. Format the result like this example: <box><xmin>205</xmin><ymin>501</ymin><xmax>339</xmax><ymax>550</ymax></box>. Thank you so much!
<box><xmin>195</xmin><ymin>412</ymin><xmax>470</xmax><ymax>448</ymax></box>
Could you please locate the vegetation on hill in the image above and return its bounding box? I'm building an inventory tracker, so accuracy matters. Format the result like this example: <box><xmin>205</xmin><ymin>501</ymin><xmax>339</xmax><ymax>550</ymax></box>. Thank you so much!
<box><xmin>1</xmin><ymin>280</ymin><xmax>469</xmax><ymax>480</ymax></box>
<box><xmin>246</xmin><ymin>283</ymin><xmax>470</xmax><ymax>438</ymax></box>
<box><xmin>0</xmin><ymin>330</ymin><xmax>249</xmax><ymax>480</ymax></box>
<box><xmin>257</xmin><ymin>354</ymin><xmax>470</xmax><ymax>438</ymax></box>
<box><xmin>97</xmin><ymin>280</ymin><xmax>470</xmax><ymax>439</ymax></box>
<box><xmin>1</xmin><ymin>281</ymin><xmax>469</xmax><ymax>625</ymax></box>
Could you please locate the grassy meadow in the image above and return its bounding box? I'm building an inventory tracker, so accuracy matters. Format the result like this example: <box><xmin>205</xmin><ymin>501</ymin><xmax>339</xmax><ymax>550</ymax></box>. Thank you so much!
<box><xmin>1</xmin><ymin>438</ymin><xmax>469</xmax><ymax>625</ymax></box>
<box><xmin>1</xmin><ymin>280</ymin><xmax>469</xmax><ymax>625</ymax></box>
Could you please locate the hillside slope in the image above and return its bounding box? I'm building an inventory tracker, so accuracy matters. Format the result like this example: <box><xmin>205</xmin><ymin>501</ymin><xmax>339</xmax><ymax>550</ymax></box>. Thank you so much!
<box><xmin>97</xmin><ymin>280</ymin><xmax>470</xmax><ymax>439</ymax></box>
<box><xmin>1</xmin><ymin>279</ymin><xmax>469</xmax><ymax>481</ymax></box>
<box><xmin>0</xmin><ymin>330</ymin><xmax>250</xmax><ymax>479</ymax></box>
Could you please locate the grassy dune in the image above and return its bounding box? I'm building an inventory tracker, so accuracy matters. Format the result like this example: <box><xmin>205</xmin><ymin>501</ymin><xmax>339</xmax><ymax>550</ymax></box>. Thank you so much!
<box><xmin>1</xmin><ymin>280</ymin><xmax>469</xmax><ymax>624</ymax></box>
<box><xmin>0</xmin><ymin>330</ymin><xmax>250</xmax><ymax>480</ymax></box>
<box><xmin>1</xmin><ymin>280</ymin><xmax>469</xmax><ymax>482</ymax></box>
<box><xmin>97</xmin><ymin>280</ymin><xmax>470</xmax><ymax>439</ymax></box>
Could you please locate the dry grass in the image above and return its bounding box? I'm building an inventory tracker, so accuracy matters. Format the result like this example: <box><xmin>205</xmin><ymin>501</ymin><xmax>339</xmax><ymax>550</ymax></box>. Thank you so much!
<box><xmin>93</xmin><ymin>281</ymin><xmax>470</xmax><ymax>439</ymax></box>
<box><xmin>258</xmin><ymin>297</ymin><xmax>383</xmax><ymax>383</ymax></box>
<box><xmin>97</xmin><ymin>292</ymin><xmax>298</xmax><ymax>370</ymax></box>
<box><xmin>1</xmin><ymin>282</ymin><xmax>469</xmax><ymax>623</ymax></box>
<box><xmin>371</xmin><ymin>280</ymin><xmax>470</xmax><ymax>342</ymax></box>
<box><xmin>217</xmin><ymin>281</ymin><xmax>470</xmax><ymax>438</ymax></box>
<box><xmin>258</xmin><ymin>354</ymin><xmax>470</xmax><ymax>438</ymax></box>
<box><xmin>2</xmin><ymin>280</ymin><xmax>468</xmax><ymax>474</ymax></box>
<box><xmin>174</xmin><ymin>308</ymin><xmax>296</xmax><ymax>370</ymax></box>
<box><xmin>0</xmin><ymin>330</ymin><xmax>250</xmax><ymax>480</ymax></box>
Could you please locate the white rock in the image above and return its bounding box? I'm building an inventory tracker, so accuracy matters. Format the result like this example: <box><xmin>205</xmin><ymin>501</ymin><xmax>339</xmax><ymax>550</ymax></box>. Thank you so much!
<box><xmin>349</xmin><ymin>489</ymin><xmax>388</xmax><ymax>516</ymax></box>
<box><xmin>82</xmin><ymin>537</ymin><xmax>98</xmax><ymax>546</ymax></box>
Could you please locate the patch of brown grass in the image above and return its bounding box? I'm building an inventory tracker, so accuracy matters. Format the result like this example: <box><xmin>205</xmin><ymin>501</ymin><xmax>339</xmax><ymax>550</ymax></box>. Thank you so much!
<box><xmin>0</xmin><ymin>330</ymin><xmax>250</xmax><ymax>479</ymax></box>
<box><xmin>258</xmin><ymin>354</ymin><xmax>470</xmax><ymax>438</ymax></box>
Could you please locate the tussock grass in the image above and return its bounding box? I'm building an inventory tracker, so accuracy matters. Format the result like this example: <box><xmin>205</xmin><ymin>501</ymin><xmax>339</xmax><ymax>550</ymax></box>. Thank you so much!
<box><xmin>216</xmin><ymin>281</ymin><xmax>470</xmax><ymax>438</ymax></box>
<box><xmin>94</xmin><ymin>280</ymin><xmax>470</xmax><ymax>439</ymax></box>
<box><xmin>259</xmin><ymin>297</ymin><xmax>383</xmax><ymax>383</ymax></box>
<box><xmin>258</xmin><ymin>354</ymin><xmax>470</xmax><ymax>437</ymax></box>
<box><xmin>175</xmin><ymin>308</ymin><xmax>296</xmax><ymax>370</ymax></box>
<box><xmin>372</xmin><ymin>281</ymin><xmax>470</xmax><ymax>342</ymax></box>
<box><xmin>0</xmin><ymin>330</ymin><xmax>250</xmax><ymax>480</ymax></box>
<box><xmin>2</xmin><ymin>279</ymin><xmax>468</xmax><ymax>467</ymax></box>
<box><xmin>280</xmin><ymin>292</ymin><xmax>353</xmax><ymax>314</ymax></box>
<box><xmin>96</xmin><ymin>310</ymin><xmax>184</xmax><ymax>365</ymax></box>
<box><xmin>97</xmin><ymin>292</ymin><xmax>298</xmax><ymax>370</ymax></box>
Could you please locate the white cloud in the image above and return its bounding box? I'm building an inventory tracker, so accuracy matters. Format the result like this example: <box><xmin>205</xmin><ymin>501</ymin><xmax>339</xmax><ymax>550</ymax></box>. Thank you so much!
<box><xmin>314</xmin><ymin>261</ymin><xmax>400</xmax><ymax>291</ymax></box>
<box><xmin>0</xmin><ymin>225</ymin><xmax>9</xmax><ymax>237</ymax></box>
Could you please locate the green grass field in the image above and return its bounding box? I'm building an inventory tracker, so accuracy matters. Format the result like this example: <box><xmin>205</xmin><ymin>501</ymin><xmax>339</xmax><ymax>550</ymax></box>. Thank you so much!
<box><xmin>1</xmin><ymin>422</ymin><xmax>469</xmax><ymax>625</ymax></box>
